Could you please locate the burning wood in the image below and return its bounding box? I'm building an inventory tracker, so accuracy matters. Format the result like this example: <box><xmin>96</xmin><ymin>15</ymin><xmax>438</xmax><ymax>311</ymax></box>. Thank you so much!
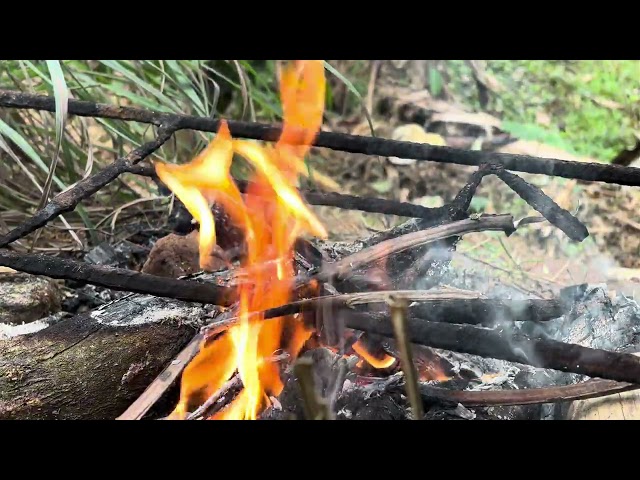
<box><xmin>3</xmin><ymin>60</ymin><xmax>640</xmax><ymax>421</ymax></box>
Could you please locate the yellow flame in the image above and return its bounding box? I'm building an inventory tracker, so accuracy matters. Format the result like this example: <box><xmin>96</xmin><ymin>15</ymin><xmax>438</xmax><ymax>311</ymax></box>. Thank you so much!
<box><xmin>157</xmin><ymin>60</ymin><xmax>328</xmax><ymax>420</ymax></box>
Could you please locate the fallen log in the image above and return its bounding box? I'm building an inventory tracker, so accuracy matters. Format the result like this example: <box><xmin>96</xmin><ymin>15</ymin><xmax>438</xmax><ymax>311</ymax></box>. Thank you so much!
<box><xmin>0</xmin><ymin>292</ymin><xmax>212</xmax><ymax>420</ymax></box>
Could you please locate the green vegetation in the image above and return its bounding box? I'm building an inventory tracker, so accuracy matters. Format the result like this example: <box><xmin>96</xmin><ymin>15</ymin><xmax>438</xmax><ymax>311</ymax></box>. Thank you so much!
<box><xmin>0</xmin><ymin>60</ymin><xmax>366</xmax><ymax>249</ymax></box>
<box><xmin>442</xmin><ymin>60</ymin><xmax>640</xmax><ymax>161</ymax></box>
<box><xmin>1</xmin><ymin>60</ymin><xmax>638</xmax><ymax>252</ymax></box>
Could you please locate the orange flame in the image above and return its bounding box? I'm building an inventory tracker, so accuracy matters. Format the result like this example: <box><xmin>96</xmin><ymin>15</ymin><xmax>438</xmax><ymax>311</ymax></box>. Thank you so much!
<box><xmin>352</xmin><ymin>339</ymin><xmax>397</xmax><ymax>369</ymax></box>
<box><xmin>157</xmin><ymin>60</ymin><xmax>327</xmax><ymax>420</ymax></box>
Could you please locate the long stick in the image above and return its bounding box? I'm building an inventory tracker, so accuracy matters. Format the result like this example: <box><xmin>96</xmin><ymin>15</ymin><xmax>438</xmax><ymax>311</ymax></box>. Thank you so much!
<box><xmin>202</xmin><ymin>290</ymin><xmax>566</xmax><ymax>337</ymax></box>
<box><xmin>0</xmin><ymin>250</ymin><xmax>235</xmax><ymax>306</ymax></box>
<box><xmin>313</xmin><ymin>214</ymin><xmax>516</xmax><ymax>281</ymax></box>
<box><xmin>2</xmin><ymin>88</ymin><xmax>640</xmax><ymax>186</ymax></box>
<box><xmin>129</xmin><ymin>164</ymin><xmax>448</xmax><ymax>221</ymax></box>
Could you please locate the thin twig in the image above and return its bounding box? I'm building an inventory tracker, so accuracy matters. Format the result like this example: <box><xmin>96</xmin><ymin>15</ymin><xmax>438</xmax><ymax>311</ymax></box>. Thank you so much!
<box><xmin>0</xmin><ymin>250</ymin><xmax>235</xmax><ymax>306</ymax></box>
<box><xmin>388</xmin><ymin>295</ymin><xmax>423</xmax><ymax>420</ymax></box>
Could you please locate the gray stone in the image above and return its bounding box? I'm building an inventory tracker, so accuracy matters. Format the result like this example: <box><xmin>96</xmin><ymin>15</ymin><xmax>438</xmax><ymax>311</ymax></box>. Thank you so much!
<box><xmin>0</xmin><ymin>272</ymin><xmax>62</xmax><ymax>325</ymax></box>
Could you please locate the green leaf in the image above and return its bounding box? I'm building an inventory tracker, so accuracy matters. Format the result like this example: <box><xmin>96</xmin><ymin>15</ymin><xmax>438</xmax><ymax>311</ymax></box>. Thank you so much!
<box><xmin>39</xmin><ymin>60</ymin><xmax>69</xmax><ymax>209</ymax></box>
<box><xmin>429</xmin><ymin>68</ymin><xmax>443</xmax><ymax>97</ymax></box>
<box><xmin>98</xmin><ymin>60</ymin><xmax>181</xmax><ymax>113</ymax></box>
<box><xmin>0</xmin><ymin>118</ymin><xmax>65</xmax><ymax>190</ymax></box>
<box><xmin>371</xmin><ymin>179</ymin><xmax>393</xmax><ymax>194</ymax></box>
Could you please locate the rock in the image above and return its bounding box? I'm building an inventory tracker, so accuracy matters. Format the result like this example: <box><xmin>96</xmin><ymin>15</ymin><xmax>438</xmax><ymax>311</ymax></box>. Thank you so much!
<box><xmin>141</xmin><ymin>231</ymin><xmax>226</xmax><ymax>278</ymax></box>
<box><xmin>0</xmin><ymin>272</ymin><xmax>62</xmax><ymax>325</ymax></box>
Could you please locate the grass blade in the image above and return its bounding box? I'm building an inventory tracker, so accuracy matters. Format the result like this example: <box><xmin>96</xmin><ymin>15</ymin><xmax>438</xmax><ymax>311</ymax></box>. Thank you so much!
<box><xmin>323</xmin><ymin>61</ymin><xmax>375</xmax><ymax>137</ymax></box>
<box><xmin>39</xmin><ymin>60</ymin><xmax>69</xmax><ymax>210</ymax></box>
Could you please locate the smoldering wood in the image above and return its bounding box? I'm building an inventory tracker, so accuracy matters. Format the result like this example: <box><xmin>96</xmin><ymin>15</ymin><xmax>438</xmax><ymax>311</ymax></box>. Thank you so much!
<box><xmin>0</xmin><ymin>250</ymin><xmax>236</xmax><ymax>307</ymax></box>
<box><xmin>0</xmin><ymin>123</ymin><xmax>178</xmax><ymax>248</ymax></box>
<box><xmin>419</xmin><ymin>379</ymin><xmax>639</xmax><ymax>407</ymax></box>
<box><xmin>342</xmin><ymin>312</ymin><xmax>640</xmax><ymax>386</ymax></box>
<box><xmin>312</xmin><ymin>214</ymin><xmax>516</xmax><ymax>282</ymax></box>
<box><xmin>0</xmin><ymin>293</ymin><xmax>210</xmax><ymax>420</ymax></box>
<box><xmin>3</xmin><ymin>88</ymin><xmax>640</xmax><ymax>187</ymax></box>
<box><xmin>202</xmin><ymin>291</ymin><xmax>567</xmax><ymax>336</ymax></box>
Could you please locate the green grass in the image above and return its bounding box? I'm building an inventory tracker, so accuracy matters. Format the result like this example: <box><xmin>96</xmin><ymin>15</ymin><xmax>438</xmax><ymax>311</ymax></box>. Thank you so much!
<box><xmin>442</xmin><ymin>60</ymin><xmax>640</xmax><ymax>161</ymax></box>
<box><xmin>0</xmin><ymin>60</ymin><xmax>370</xmax><ymax>250</ymax></box>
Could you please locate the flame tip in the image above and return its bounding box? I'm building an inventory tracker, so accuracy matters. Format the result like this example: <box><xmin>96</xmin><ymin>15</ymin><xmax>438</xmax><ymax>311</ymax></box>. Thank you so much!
<box><xmin>167</xmin><ymin>60</ymin><xmax>329</xmax><ymax>420</ymax></box>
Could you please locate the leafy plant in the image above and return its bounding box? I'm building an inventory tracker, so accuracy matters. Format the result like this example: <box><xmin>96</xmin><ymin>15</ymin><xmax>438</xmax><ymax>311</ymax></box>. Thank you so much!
<box><xmin>0</xmin><ymin>60</ymin><xmax>368</xmax><ymax>251</ymax></box>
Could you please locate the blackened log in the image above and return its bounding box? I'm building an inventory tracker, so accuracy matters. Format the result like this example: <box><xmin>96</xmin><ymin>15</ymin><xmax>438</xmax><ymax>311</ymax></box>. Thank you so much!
<box><xmin>3</xmin><ymin>88</ymin><xmax>640</xmax><ymax>186</ymax></box>
<box><xmin>343</xmin><ymin>313</ymin><xmax>640</xmax><ymax>385</ymax></box>
<box><xmin>0</xmin><ymin>250</ymin><xmax>235</xmax><ymax>306</ymax></box>
<box><xmin>0</xmin><ymin>293</ymin><xmax>209</xmax><ymax>419</ymax></box>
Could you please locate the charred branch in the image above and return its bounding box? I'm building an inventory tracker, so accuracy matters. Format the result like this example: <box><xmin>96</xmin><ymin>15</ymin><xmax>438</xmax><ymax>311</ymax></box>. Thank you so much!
<box><xmin>2</xmin><ymin>88</ymin><xmax>640</xmax><ymax>187</ymax></box>
<box><xmin>0</xmin><ymin>123</ymin><xmax>178</xmax><ymax>248</ymax></box>
<box><xmin>344</xmin><ymin>313</ymin><xmax>640</xmax><ymax>386</ymax></box>
<box><xmin>313</xmin><ymin>214</ymin><xmax>516</xmax><ymax>282</ymax></box>
<box><xmin>419</xmin><ymin>379</ymin><xmax>639</xmax><ymax>407</ymax></box>
<box><xmin>202</xmin><ymin>291</ymin><xmax>568</xmax><ymax>341</ymax></box>
<box><xmin>130</xmin><ymin>163</ymin><xmax>448</xmax><ymax>222</ymax></box>
<box><xmin>0</xmin><ymin>250</ymin><xmax>235</xmax><ymax>306</ymax></box>
<box><xmin>493</xmin><ymin>167</ymin><xmax>589</xmax><ymax>241</ymax></box>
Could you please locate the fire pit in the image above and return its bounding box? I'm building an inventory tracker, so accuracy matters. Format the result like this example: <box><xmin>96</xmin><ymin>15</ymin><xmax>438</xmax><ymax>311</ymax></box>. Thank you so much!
<box><xmin>1</xmin><ymin>60</ymin><xmax>640</xmax><ymax>421</ymax></box>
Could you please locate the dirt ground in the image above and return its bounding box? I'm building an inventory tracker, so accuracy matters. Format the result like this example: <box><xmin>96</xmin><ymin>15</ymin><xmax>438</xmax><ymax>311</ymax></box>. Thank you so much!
<box><xmin>305</xmin><ymin>61</ymin><xmax>640</xmax><ymax>296</ymax></box>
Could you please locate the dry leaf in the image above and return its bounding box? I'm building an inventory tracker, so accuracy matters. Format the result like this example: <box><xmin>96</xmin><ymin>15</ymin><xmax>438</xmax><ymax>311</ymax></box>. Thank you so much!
<box><xmin>388</xmin><ymin>124</ymin><xmax>447</xmax><ymax>166</ymax></box>
<box><xmin>496</xmin><ymin>140</ymin><xmax>602</xmax><ymax>163</ymax></box>
<box><xmin>590</xmin><ymin>96</ymin><xmax>623</xmax><ymax>110</ymax></box>
<box><xmin>431</xmin><ymin>111</ymin><xmax>502</xmax><ymax>130</ymax></box>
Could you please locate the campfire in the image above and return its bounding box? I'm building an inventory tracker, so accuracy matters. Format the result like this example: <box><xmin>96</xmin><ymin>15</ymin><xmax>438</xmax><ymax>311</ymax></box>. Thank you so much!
<box><xmin>2</xmin><ymin>61</ymin><xmax>640</xmax><ymax>421</ymax></box>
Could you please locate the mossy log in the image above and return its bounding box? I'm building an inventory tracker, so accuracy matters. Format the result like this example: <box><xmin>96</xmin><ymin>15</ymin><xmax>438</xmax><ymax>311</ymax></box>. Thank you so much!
<box><xmin>0</xmin><ymin>292</ymin><xmax>210</xmax><ymax>420</ymax></box>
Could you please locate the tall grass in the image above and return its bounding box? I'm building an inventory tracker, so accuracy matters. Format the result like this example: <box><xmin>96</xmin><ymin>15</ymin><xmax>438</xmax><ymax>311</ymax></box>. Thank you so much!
<box><xmin>0</xmin><ymin>60</ymin><xmax>370</xmax><ymax>251</ymax></box>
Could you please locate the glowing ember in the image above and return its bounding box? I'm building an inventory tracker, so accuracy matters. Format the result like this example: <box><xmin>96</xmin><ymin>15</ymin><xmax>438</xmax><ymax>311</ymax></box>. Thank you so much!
<box><xmin>156</xmin><ymin>60</ymin><xmax>327</xmax><ymax>420</ymax></box>
<box><xmin>352</xmin><ymin>339</ymin><xmax>397</xmax><ymax>369</ymax></box>
<box><xmin>417</xmin><ymin>359</ymin><xmax>451</xmax><ymax>382</ymax></box>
